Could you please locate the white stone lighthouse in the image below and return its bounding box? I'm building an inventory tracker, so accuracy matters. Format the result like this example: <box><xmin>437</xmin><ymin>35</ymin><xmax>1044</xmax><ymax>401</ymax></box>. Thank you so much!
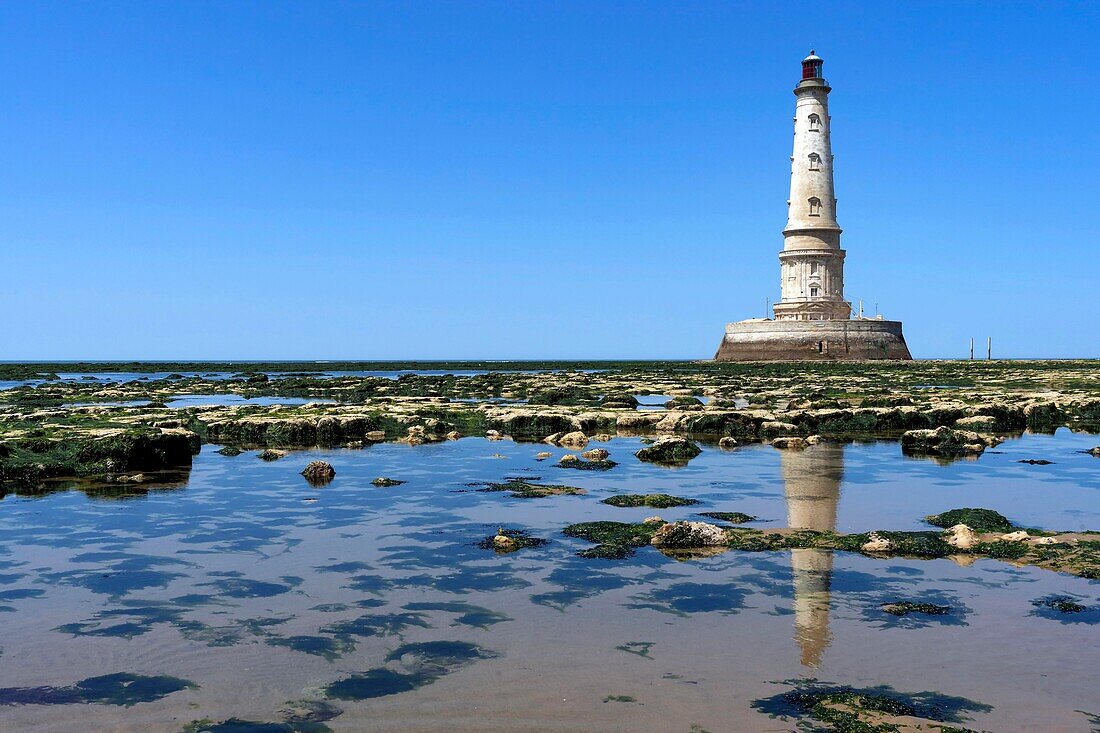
<box><xmin>714</xmin><ymin>51</ymin><xmax>912</xmax><ymax>360</ymax></box>
<box><xmin>773</xmin><ymin>51</ymin><xmax>850</xmax><ymax>322</ymax></box>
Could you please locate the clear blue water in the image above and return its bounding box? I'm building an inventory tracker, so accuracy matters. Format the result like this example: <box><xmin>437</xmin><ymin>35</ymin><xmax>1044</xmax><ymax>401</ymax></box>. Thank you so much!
<box><xmin>0</xmin><ymin>430</ymin><xmax>1097</xmax><ymax>731</ymax></box>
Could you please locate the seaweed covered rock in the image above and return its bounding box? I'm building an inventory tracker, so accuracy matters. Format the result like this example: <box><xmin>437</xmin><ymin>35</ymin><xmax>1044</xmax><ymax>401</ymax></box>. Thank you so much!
<box><xmin>563</xmin><ymin>520</ymin><xmax>662</xmax><ymax>559</ymax></box>
<box><xmin>581</xmin><ymin>448</ymin><xmax>609</xmax><ymax>461</ymax></box>
<box><xmin>926</xmin><ymin>508</ymin><xmax>1014</xmax><ymax>533</ymax></box>
<box><xmin>557</xmin><ymin>455</ymin><xmax>617</xmax><ymax>471</ymax></box>
<box><xmin>699</xmin><ymin>511</ymin><xmax>757</xmax><ymax>524</ymax></box>
<box><xmin>1</xmin><ymin>428</ymin><xmax>200</xmax><ymax>485</ymax></box>
<box><xmin>558</xmin><ymin>431</ymin><xmax>589</xmax><ymax>448</ymax></box>
<box><xmin>881</xmin><ymin>601</ymin><xmax>951</xmax><ymax>616</ymax></box>
<box><xmin>601</xmin><ymin>494</ymin><xmax>699</xmax><ymax>509</ymax></box>
<box><xmin>477</xmin><ymin>528</ymin><xmax>548</xmax><ymax>553</ymax></box>
<box><xmin>477</xmin><ymin>479</ymin><xmax>583</xmax><ymax>498</ymax></box>
<box><xmin>634</xmin><ymin>436</ymin><xmax>702</xmax><ymax>465</ymax></box>
<box><xmin>664</xmin><ymin>396</ymin><xmax>704</xmax><ymax>411</ymax></box>
<box><xmin>771</xmin><ymin>436</ymin><xmax>807</xmax><ymax>450</ymax></box>
<box><xmin>718</xmin><ymin>436</ymin><xmax>739</xmax><ymax>449</ymax></box>
<box><xmin>760</xmin><ymin>421</ymin><xmax>799</xmax><ymax>438</ymax></box>
<box><xmin>600</xmin><ymin>393</ymin><xmax>639</xmax><ymax>409</ymax></box>
<box><xmin>217</xmin><ymin>446</ymin><xmax>242</xmax><ymax>457</ymax></box>
<box><xmin>649</xmin><ymin>521</ymin><xmax>727</xmax><ymax>548</ymax></box>
<box><xmin>372</xmin><ymin>477</ymin><xmax>405</xmax><ymax>487</ymax></box>
<box><xmin>258</xmin><ymin>449</ymin><xmax>287</xmax><ymax>461</ymax></box>
<box><xmin>900</xmin><ymin>426</ymin><xmax>991</xmax><ymax>457</ymax></box>
<box><xmin>955</xmin><ymin>415</ymin><xmax>998</xmax><ymax>431</ymax></box>
<box><xmin>301</xmin><ymin>460</ymin><xmax>336</xmax><ymax>485</ymax></box>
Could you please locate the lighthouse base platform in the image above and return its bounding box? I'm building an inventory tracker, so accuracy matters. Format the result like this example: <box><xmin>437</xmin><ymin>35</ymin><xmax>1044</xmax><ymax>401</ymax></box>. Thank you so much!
<box><xmin>713</xmin><ymin>318</ymin><xmax>912</xmax><ymax>361</ymax></box>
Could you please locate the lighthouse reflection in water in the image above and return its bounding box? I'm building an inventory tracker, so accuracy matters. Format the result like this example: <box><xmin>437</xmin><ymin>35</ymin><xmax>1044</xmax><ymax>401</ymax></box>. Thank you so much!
<box><xmin>781</xmin><ymin>441</ymin><xmax>843</xmax><ymax>667</ymax></box>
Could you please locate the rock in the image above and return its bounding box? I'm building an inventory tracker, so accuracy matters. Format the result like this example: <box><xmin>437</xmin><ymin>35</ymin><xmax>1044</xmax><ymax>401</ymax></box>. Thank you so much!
<box><xmin>593</xmin><ymin>434</ymin><xmax>613</xmax><ymax>442</ymax></box>
<box><xmin>217</xmin><ymin>446</ymin><xmax>242</xmax><ymax>457</ymax></box>
<box><xmin>1030</xmin><ymin>536</ymin><xmax>1059</xmax><ymax>545</ymax></box>
<box><xmin>278</xmin><ymin>699</ymin><xmax>343</xmax><ymax>724</ymax></box>
<box><xmin>559</xmin><ymin>454</ymin><xmax>580</xmax><ymax>465</ymax></box>
<box><xmin>492</xmin><ymin>534</ymin><xmax>519</xmax><ymax>552</ymax></box>
<box><xmin>535</xmin><ymin>451</ymin><xmax>552</xmax><ymax>460</ymax></box>
<box><xmin>1017</xmin><ymin>459</ymin><xmax>1053</xmax><ymax>465</ymax></box>
<box><xmin>558</xmin><ymin>431</ymin><xmax>589</xmax><ymax>448</ymax></box>
<box><xmin>643</xmin><ymin>516</ymin><xmax>664</xmax><ymax>524</ymax></box>
<box><xmin>301</xmin><ymin>460</ymin><xmax>336</xmax><ymax>484</ymax></box>
<box><xmin>771</xmin><ymin>436</ymin><xmax>807</xmax><ymax>450</ymax></box>
<box><xmin>861</xmin><ymin>532</ymin><xmax>894</xmax><ymax>553</ymax></box>
<box><xmin>1089</xmin><ymin>446</ymin><xmax>1100</xmax><ymax>457</ymax></box>
<box><xmin>649</xmin><ymin>521</ymin><xmax>727</xmax><ymax>548</ymax></box>
<box><xmin>944</xmin><ymin>524</ymin><xmax>979</xmax><ymax>550</ymax></box>
<box><xmin>582</xmin><ymin>448</ymin><xmax>610</xmax><ymax>461</ymax></box>
<box><xmin>486</xmin><ymin>429</ymin><xmax>503</xmax><ymax>441</ymax></box>
<box><xmin>543</xmin><ymin>432</ymin><xmax>564</xmax><ymax>444</ymax></box>
<box><xmin>805</xmin><ymin>434</ymin><xmax>823</xmax><ymax>445</ymax></box>
<box><xmin>365</xmin><ymin>430</ymin><xmax>385</xmax><ymax>442</ymax></box>
<box><xmin>635</xmin><ymin>436</ymin><xmax>702</xmax><ymax>464</ymax></box>
<box><xmin>372</xmin><ymin>477</ymin><xmax>405</xmax><ymax>487</ymax></box>
<box><xmin>718</xmin><ymin>437</ymin><xmax>738</xmax><ymax>449</ymax></box>
<box><xmin>258</xmin><ymin>449</ymin><xmax>287</xmax><ymax>461</ymax></box>
<box><xmin>900</xmin><ymin>426</ymin><xmax>989</xmax><ymax>456</ymax></box>
<box><xmin>345</xmin><ymin>440</ymin><xmax>363</xmax><ymax>449</ymax></box>
<box><xmin>1000</xmin><ymin>530</ymin><xmax>1030</xmax><ymax>541</ymax></box>
<box><xmin>955</xmin><ymin>415</ymin><xmax>998</xmax><ymax>431</ymax></box>
<box><xmin>760</xmin><ymin>421</ymin><xmax>799</xmax><ymax>438</ymax></box>
<box><xmin>446</xmin><ymin>431</ymin><xmax>461</xmax><ymax>440</ymax></box>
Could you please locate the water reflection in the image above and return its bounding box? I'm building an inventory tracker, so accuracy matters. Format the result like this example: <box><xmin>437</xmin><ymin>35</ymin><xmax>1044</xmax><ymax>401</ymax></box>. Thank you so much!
<box><xmin>781</xmin><ymin>442</ymin><xmax>843</xmax><ymax>667</ymax></box>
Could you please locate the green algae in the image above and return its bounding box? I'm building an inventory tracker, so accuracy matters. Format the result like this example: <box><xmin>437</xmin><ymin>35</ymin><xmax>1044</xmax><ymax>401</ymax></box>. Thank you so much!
<box><xmin>403</xmin><ymin>601</ymin><xmax>512</xmax><ymax>629</ymax></box>
<box><xmin>698</xmin><ymin>511</ymin><xmax>757</xmax><ymax>524</ymax></box>
<box><xmin>182</xmin><ymin>719</ymin><xmax>331</xmax><ymax>733</ymax></box>
<box><xmin>752</xmin><ymin>682</ymin><xmax>991</xmax><ymax>733</ymax></box>
<box><xmin>881</xmin><ymin>601</ymin><xmax>952</xmax><ymax>617</ymax></box>
<box><xmin>563</xmin><ymin>520</ymin><xmax>662</xmax><ymax>559</ymax></box>
<box><xmin>322</xmin><ymin>668</ymin><xmax>433</xmax><ymax>700</ymax></box>
<box><xmin>925</xmin><ymin>508</ymin><xmax>1014</xmax><ymax>533</ymax></box>
<box><xmin>476</xmin><ymin>528</ymin><xmax>549</xmax><ymax>552</ymax></box>
<box><xmin>602</xmin><ymin>494</ymin><xmax>699</xmax><ymax>509</ymax></box>
<box><xmin>1031</xmin><ymin>595</ymin><xmax>1087</xmax><ymax>614</ymax></box>
<box><xmin>322</xmin><ymin>641</ymin><xmax>498</xmax><ymax>701</ymax></box>
<box><xmin>615</xmin><ymin>641</ymin><xmax>655</xmax><ymax>658</ymax></box>
<box><xmin>264</xmin><ymin>634</ymin><xmax>355</xmax><ymax>660</ymax></box>
<box><xmin>0</xmin><ymin>672</ymin><xmax>195</xmax><ymax>707</ymax></box>
<box><xmin>478</xmin><ymin>479</ymin><xmax>585</xmax><ymax>498</ymax></box>
<box><xmin>557</xmin><ymin>458</ymin><xmax>619</xmax><ymax>471</ymax></box>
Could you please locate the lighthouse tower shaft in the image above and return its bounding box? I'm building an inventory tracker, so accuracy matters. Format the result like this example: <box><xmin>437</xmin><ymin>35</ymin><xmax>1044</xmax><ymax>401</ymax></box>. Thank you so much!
<box><xmin>773</xmin><ymin>52</ymin><xmax>851</xmax><ymax>321</ymax></box>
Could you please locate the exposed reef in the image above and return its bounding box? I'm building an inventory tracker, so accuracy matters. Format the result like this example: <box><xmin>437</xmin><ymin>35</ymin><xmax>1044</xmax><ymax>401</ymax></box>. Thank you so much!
<box><xmin>2</xmin><ymin>360</ymin><xmax>1099</xmax><ymax>486</ymax></box>
<box><xmin>561</xmin><ymin>514</ymin><xmax>1100</xmax><ymax>579</ymax></box>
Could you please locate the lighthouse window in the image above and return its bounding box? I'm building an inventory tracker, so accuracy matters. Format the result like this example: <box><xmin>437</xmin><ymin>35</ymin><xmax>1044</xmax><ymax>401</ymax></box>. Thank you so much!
<box><xmin>808</xmin><ymin>153</ymin><xmax>822</xmax><ymax>171</ymax></box>
<box><xmin>808</xmin><ymin>113</ymin><xmax>821</xmax><ymax>132</ymax></box>
<box><xmin>810</xmin><ymin>286</ymin><xmax>820</xmax><ymax>297</ymax></box>
<box><xmin>808</xmin><ymin>197</ymin><xmax>822</xmax><ymax>216</ymax></box>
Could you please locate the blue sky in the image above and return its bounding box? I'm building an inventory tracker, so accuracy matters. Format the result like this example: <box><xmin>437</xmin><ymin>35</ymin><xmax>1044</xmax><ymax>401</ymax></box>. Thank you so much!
<box><xmin>1</xmin><ymin>1</ymin><xmax>1095</xmax><ymax>360</ymax></box>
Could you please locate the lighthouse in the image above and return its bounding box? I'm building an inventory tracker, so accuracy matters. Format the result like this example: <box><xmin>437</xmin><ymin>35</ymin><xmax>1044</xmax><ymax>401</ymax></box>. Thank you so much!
<box><xmin>714</xmin><ymin>51</ymin><xmax>912</xmax><ymax>360</ymax></box>
<box><xmin>773</xmin><ymin>51</ymin><xmax>850</xmax><ymax>322</ymax></box>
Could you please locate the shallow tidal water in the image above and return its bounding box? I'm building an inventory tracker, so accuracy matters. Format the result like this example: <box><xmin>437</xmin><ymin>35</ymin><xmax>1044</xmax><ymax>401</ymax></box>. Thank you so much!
<box><xmin>0</xmin><ymin>431</ymin><xmax>1098</xmax><ymax>732</ymax></box>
